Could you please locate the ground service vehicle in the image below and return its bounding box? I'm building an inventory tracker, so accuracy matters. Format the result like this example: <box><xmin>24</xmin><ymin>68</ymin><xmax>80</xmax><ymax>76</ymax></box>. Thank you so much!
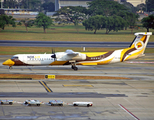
<box><xmin>0</xmin><ymin>100</ymin><xmax>13</xmax><ymax>105</ymax></box>
<box><xmin>73</xmin><ymin>102</ymin><xmax>93</xmax><ymax>107</ymax></box>
<box><xmin>48</xmin><ymin>100</ymin><xmax>63</xmax><ymax>106</ymax></box>
<box><xmin>24</xmin><ymin>100</ymin><xmax>41</xmax><ymax>106</ymax></box>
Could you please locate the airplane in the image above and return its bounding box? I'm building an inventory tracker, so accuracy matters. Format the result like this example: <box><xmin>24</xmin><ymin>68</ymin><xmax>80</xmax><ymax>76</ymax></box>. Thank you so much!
<box><xmin>3</xmin><ymin>32</ymin><xmax>152</xmax><ymax>71</ymax></box>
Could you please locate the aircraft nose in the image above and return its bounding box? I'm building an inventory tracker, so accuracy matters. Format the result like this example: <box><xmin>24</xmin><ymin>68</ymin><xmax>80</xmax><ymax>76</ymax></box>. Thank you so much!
<box><xmin>3</xmin><ymin>59</ymin><xmax>15</xmax><ymax>66</ymax></box>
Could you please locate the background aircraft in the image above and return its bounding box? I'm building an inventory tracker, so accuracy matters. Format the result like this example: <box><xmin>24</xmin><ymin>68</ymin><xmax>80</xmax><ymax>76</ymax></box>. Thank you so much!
<box><xmin>3</xmin><ymin>32</ymin><xmax>152</xmax><ymax>70</ymax></box>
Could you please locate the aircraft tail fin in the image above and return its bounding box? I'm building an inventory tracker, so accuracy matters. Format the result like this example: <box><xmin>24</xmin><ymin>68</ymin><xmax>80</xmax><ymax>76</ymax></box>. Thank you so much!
<box><xmin>120</xmin><ymin>32</ymin><xmax>152</xmax><ymax>62</ymax></box>
<box><xmin>129</xmin><ymin>32</ymin><xmax>152</xmax><ymax>54</ymax></box>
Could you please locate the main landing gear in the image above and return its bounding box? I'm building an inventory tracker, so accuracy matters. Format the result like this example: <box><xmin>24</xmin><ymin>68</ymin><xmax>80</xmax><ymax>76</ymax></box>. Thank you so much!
<box><xmin>71</xmin><ymin>63</ymin><xmax>78</xmax><ymax>71</ymax></box>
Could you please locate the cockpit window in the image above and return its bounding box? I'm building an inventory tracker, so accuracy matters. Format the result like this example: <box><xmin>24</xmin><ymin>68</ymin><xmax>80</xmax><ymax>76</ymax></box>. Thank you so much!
<box><xmin>11</xmin><ymin>56</ymin><xmax>18</xmax><ymax>59</ymax></box>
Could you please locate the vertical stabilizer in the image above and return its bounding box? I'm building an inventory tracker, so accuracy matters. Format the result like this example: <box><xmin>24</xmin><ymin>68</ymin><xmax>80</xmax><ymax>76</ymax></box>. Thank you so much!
<box><xmin>129</xmin><ymin>32</ymin><xmax>152</xmax><ymax>54</ymax></box>
<box><xmin>120</xmin><ymin>32</ymin><xmax>152</xmax><ymax>62</ymax></box>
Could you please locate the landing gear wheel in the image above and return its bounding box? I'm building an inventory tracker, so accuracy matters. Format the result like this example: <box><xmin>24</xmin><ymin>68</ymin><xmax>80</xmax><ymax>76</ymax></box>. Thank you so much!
<box><xmin>73</xmin><ymin>104</ymin><xmax>77</xmax><ymax>106</ymax></box>
<box><xmin>71</xmin><ymin>65</ymin><xmax>78</xmax><ymax>71</ymax></box>
<box><xmin>71</xmin><ymin>62</ymin><xmax>78</xmax><ymax>71</ymax></box>
<box><xmin>9</xmin><ymin>66</ymin><xmax>12</xmax><ymax>69</ymax></box>
<box><xmin>9</xmin><ymin>102</ymin><xmax>13</xmax><ymax>105</ymax></box>
<box><xmin>71</xmin><ymin>66</ymin><xmax>74</xmax><ymax>69</ymax></box>
<box><xmin>73</xmin><ymin>67</ymin><xmax>78</xmax><ymax>71</ymax></box>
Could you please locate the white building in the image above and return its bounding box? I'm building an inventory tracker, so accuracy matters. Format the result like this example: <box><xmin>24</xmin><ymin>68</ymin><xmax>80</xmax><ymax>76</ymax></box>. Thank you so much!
<box><xmin>55</xmin><ymin>0</ymin><xmax>146</xmax><ymax>11</ymax></box>
<box><xmin>55</xmin><ymin>0</ymin><xmax>93</xmax><ymax>11</ymax></box>
<box><xmin>127</xmin><ymin>0</ymin><xmax>145</xmax><ymax>6</ymax></box>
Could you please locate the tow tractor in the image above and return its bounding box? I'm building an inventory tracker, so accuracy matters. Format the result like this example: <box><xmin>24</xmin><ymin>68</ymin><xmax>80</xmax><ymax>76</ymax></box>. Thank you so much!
<box><xmin>73</xmin><ymin>102</ymin><xmax>93</xmax><ymax>107</ymax></box>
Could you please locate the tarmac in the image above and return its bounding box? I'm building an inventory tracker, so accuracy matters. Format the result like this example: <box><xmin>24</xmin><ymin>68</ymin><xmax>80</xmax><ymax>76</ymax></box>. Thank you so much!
<box><xmin>0</xmin><ymin>54</ymin><xmax>154</xmax><ymax>120</ymax></box>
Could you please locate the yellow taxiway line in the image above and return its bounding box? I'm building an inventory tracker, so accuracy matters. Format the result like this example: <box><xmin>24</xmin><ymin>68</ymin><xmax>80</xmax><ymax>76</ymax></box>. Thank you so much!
<box><xmin>39</xmin><ymin>81</ymin><xmax>52</xmax><ymax>92</ymax></box>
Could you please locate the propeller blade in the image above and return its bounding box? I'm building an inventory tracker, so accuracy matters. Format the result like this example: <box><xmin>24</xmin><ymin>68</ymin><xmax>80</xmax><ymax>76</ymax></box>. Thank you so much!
<box><xmin>51</xmin><ymin>49</ymin><xmax>56</xmax><ymax>61</ymax></box>
<box><xmin>52</xmin><ymin>49</ymin><xmax>54</xmax><ymax>54</ymax></box>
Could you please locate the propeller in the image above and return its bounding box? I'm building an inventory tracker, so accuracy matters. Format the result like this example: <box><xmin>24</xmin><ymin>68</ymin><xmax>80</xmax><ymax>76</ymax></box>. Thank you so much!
<box><xmin>51</xmin><ymin>49</ymin><xmax>56</xmax><ymax>61</ymax></box>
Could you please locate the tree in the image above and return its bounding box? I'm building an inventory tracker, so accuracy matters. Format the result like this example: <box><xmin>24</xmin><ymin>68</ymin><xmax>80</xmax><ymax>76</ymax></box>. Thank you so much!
<box><xmin>128</xmin><ymin>13</ymin><xmax>139</xmax><ymax>33</ymax></box>
<box><xmin>141</xmin><ymin>15</ymin><xmax>154</xmax><ymax>32</ymax></box>
<box><xmin>12</xmin><ymin>22</ymin><xmax>16</xmax><ymax>32</ymax></box>
<box><xmin>54</xmin><ymin>6</ymin><xmax>87</xmax><ymax>32</ymax></box>
<box><xmin>122</xmin><ymin>2</ymin><xmax>137</xmax><ymax>13</ymax></box>
<box><xmin>83</xmin><ymin>15</ymin><xmax>126</xmax><ymax>34</ymax></box>
<box><xmin>29</xmin><ymin>0</ymin><xmax>41</xmax><ymax>11</ymax></box>
<box><xmin>86</xmin><ymin>0</ymin><xmax>138</xmax><ymax>33</ymax></box>
<box><xmin>9</xmin><ymin>16</ymin><xmax>16</xmax><ymax>32</ymax></box>
<box><xmin>54</xmin><ymin>6</ymin><xmax>87</xmax><ymax>25</ymax></box>
<box><xmin>19</xmin><ymin>0</ymin><xmax>41</xmax><ymax>10</ymax></box>
<box><xmin>0</xmin><ymin>14</ymin><xmax>16</xmax><ymax>30</ymax></box>
<box><xmin>0</xmin><ymin>15</ymin><xmax>7</xmax><ymax>30</ymax></box>
<box><xmin>41</xmin><ymin>1</ymin><xmax>55</xmax><ymax>12</ymax></box>
<box><xmin>82</xmin><ymin>15</ymin><xmax>105</xmax><ymax>34</ymax></box>
<box><xmin>3</xmin><ymin>0</ymin><xmax>18</xmax><ymax>8</ymax></box>
<box><xmin>20</xmin><ymin>18</ymin><xmax>34</xmax><ymax>32</ymax></box>
<box><xmin>35</xmin><ymin>12</ymin><xmax>53</xmax><ymax>33</ymax></box>
<box><xmin>146</xmin><ymin>0</ymin><xmax>154</xmax><ymax>12</ymax></box>
<box><xmin>104</xmin><ymin>15</ymin><xmax>126</xmax><ymax>34</ymax></box>
<box><xmin>19</xmin><ymin>0</ymin><xmax>28</xmax><ymax>9</ymax></box>
<box><xmin>118</xmin><ymin>12</ymin><xmax>138</xmax><ymax>33</ymax></box>
<box><xmin>88</xmin><ymin>0</ymin><xmax>128</xmax><ymax>16</ymax></box>
<box><xmin>136</xmin><ymin>3</ymin><xmax>146</xmax><ymax>12</ymax></box>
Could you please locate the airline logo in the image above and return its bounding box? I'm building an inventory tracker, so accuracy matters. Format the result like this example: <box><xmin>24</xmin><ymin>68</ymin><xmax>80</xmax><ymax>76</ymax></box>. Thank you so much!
<box><xmin>135</xmin><ymin>41</ymin><xmax>144</xmax><ymax>50</ymax></box>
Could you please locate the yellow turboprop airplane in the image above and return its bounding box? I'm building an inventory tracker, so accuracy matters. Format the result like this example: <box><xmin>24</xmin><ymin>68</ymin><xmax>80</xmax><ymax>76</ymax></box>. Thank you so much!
<box><xmin>3</xmin><ymin>32</ymin><xmax>152</xmax><ymax>71</ymax></box>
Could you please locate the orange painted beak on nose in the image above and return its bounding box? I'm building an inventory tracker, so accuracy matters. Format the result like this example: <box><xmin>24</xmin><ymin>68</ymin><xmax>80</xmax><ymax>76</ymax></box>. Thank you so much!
<box><xmin>3</xmin><ymin>59</ymin><xmax>15</xmax><ymax>66</ymax></box>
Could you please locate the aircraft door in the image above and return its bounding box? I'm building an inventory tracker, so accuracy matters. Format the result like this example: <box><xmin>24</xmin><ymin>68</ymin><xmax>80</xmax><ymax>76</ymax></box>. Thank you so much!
<box><xmin>23</xmin><ymin>55</ymin><xmax>27</xmax><ymax>64</ymax></box>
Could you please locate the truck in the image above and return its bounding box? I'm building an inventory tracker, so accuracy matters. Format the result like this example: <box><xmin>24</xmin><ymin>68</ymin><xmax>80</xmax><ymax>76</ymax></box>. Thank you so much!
<box><xmin>73</xmin><ymin>102</ymin><xmax>93</xmax><ymax>107</ymax></box>
<box><xmin>24</xmin><ymin>100</ymin><xmax>41</xmax><ymax>106</ymax></box>
<box><xmin>0</xmin><ymin>100</ymin><xmax>13</xmax><ymax>105</ymax></box>
<box><xmin>48</xmin><ymin>100</ymin><xmax>63</xmax><ymax>106</ymax></box>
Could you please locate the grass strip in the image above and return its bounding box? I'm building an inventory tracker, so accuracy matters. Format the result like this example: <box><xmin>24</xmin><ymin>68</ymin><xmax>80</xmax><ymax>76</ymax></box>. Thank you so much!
<box><xmin>0</xmin><ymin>25</ymin><xmax>154</xmax><ymax>42</ymax></box>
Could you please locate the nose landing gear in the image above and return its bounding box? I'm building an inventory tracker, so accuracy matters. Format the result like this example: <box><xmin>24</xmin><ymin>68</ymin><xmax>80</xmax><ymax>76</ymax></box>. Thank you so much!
<box><xmin>9</xmin><ymin>66</ymin><xmax>12</xmax><ymax>69</ymax></box>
